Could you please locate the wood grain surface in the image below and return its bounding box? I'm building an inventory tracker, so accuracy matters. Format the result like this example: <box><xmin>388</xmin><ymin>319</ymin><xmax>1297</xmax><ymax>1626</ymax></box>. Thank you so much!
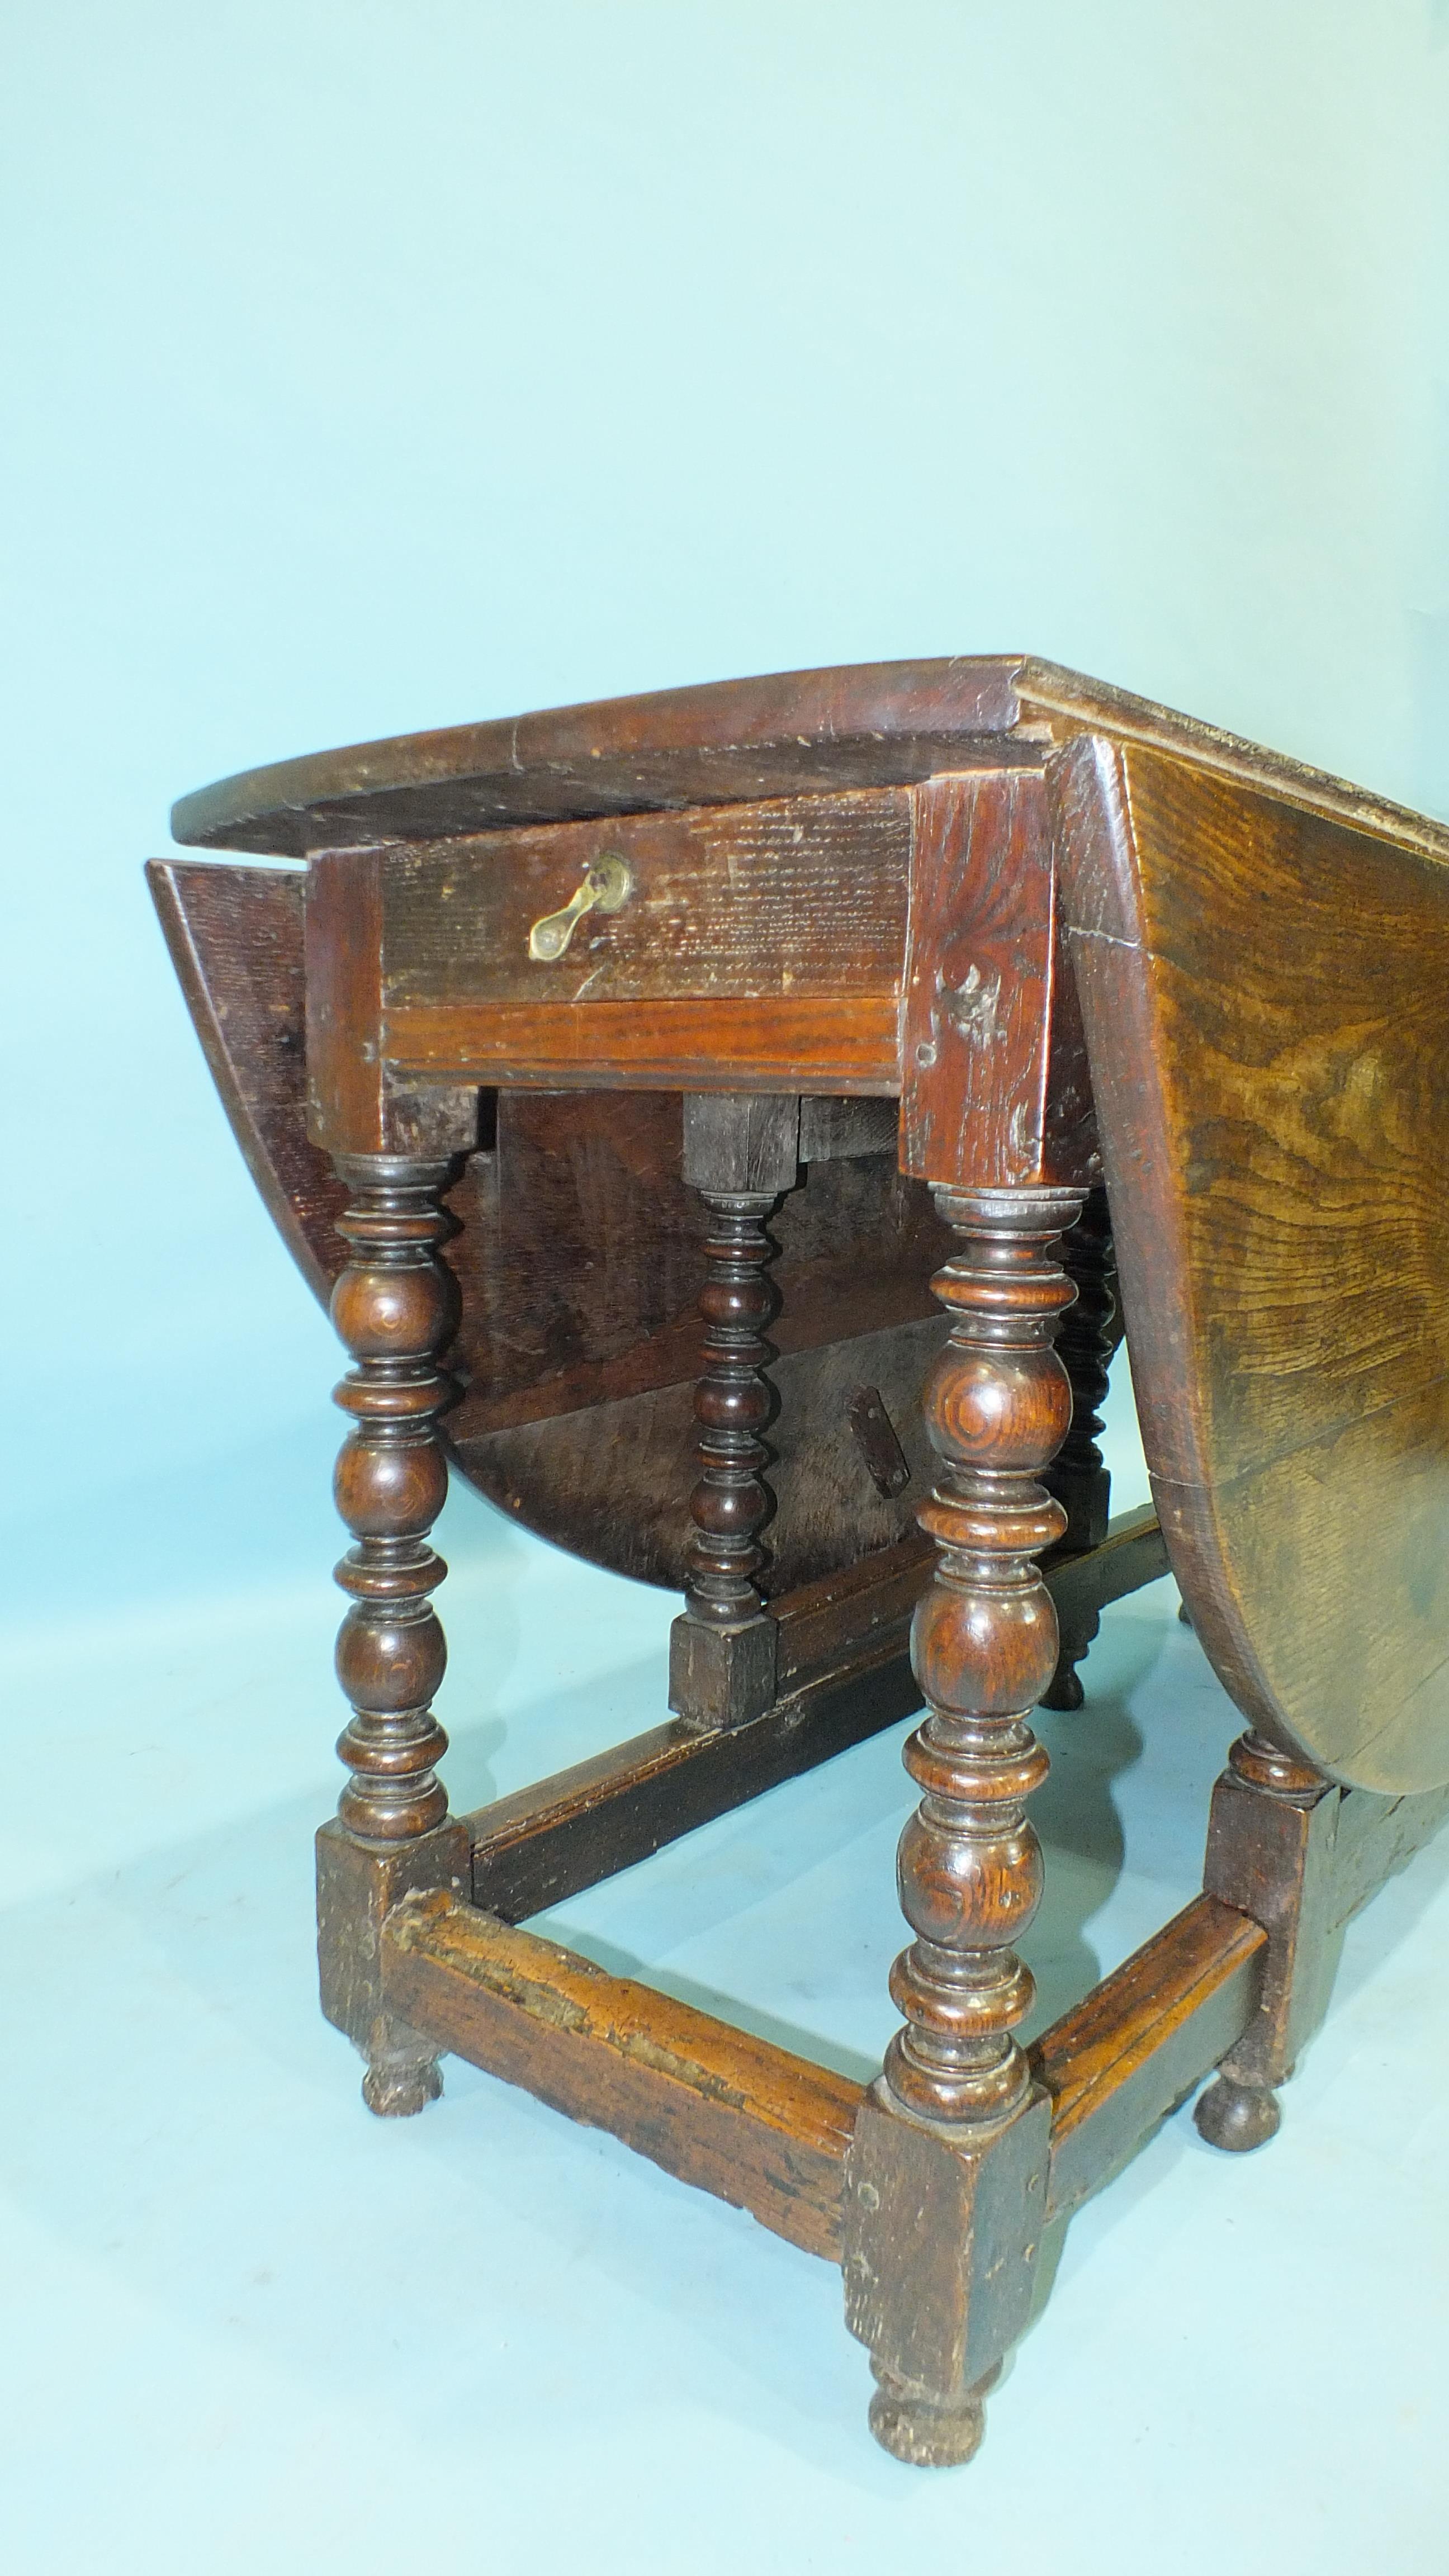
<box><xmin>382</xmin><ymin>788</ymin><xmax>910</xmax><ymax>1007</ymax></box>
<box><xmin>457</xmin><ymin>1315</ymin><xmax>948</xmax><ymax>1593</ymax></box>
<box><xmin>1051</xmin><ymin>731</ymin><xmax>1449</xmax><ymax>1792</ymax></box>
<box><xmin>171</xmin><ymin>657</ymin><xmax>1029</xmax><ymax>852</ymax></box>
<box><xmin>1030</xmin><ymin>1893</ymin><xmax>1266</xmax><ymax>2219</ymax></box>
<box><xmin>899</xmin><ymin>769</ymin><xmax>1098</xmax><ymax>1189</ymax></box>
<box><xmin>171</xmin><ymin>653</ymin><xmax>1449</xmax><ymax>862</ymax></box>
<box><xmin>146</xmin><ymin>858</ymin><xmax>347</xmax><ymax>1298</ymax></box>
<box><xmin>380</xmin><ymin>993</ymin><xmax>901</xmax><ymax>1091</ymax></box>
<box><xmin>381</xmin><ymin>1891</ymin><xmax>863</xmax><ymax>2258</ymax></box>
<box><xmin>150</xmin><ymin>853</ymin><xmax>958</xmax><ymax>1594</ymax></box>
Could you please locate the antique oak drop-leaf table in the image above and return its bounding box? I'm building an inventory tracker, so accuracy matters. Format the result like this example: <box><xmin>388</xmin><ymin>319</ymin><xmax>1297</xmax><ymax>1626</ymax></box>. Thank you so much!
<box><xmin>150</xmin><ymin>657</ymin><xmax>1449</xmax><ymax>2467</ymax></box>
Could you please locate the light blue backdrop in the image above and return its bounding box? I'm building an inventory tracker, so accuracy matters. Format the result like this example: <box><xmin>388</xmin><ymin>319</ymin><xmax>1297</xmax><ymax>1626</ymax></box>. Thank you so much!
<box><xmin>3</xmin><ymin>0</ymin><xmax>1446</xmax><ymax>1610</ymax></box>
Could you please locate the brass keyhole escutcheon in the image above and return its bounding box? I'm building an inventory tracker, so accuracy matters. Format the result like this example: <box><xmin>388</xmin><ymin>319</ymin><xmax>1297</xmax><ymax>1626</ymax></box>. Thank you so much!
<box><xmin>528</xmin><ymin>851</ymin><xmax>633</xmax><ymax>962</ymax></box>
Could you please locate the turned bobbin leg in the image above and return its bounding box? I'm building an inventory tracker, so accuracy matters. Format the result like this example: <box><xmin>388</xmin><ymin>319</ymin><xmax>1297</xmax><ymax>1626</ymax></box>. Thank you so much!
<box><xmin>1194</xmin><ymin>1729</ymin><xmax>1339</xmax><ymax>2151</ymax></box>
<box><xmin>844</xmin><ymin>1185</ymin><xmax>1083</xmax><ymax>2468</ymax></box>
<box><xmin>1041</xmin><ymin>1187</ymin><xmax>1118</xmax><ymax>1711</ymax></box>
<box><xmin>669</xmin><ymin>1095</ymin><xmax>799</xmax><ymax>1731</ymax></box>
<box><xmin>315</xmin><ymin>1153</ymin><xmax>471</xmax><ymax>2115</ymax></box>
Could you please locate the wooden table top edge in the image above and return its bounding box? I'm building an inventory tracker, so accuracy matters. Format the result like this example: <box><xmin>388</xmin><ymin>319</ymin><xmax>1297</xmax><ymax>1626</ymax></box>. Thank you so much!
<box><xmin>168</xmin><ymin>654</ymin><xmax>1449</xmax><ymax>866</ymax></box>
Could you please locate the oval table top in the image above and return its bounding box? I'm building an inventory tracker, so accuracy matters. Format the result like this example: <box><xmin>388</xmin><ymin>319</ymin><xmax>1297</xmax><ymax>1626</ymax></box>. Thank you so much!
<box><xmin>170</xmin><ymin>654</ymin><xmax>1449</xmax><ymax>864</ymax></box>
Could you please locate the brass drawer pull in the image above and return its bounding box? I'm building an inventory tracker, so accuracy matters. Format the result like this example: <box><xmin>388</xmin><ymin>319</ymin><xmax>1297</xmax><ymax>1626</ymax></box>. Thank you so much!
<box><xmin>528</xmin><ymin>852</ymin><xmax>633</xmax><ymax>962</ymax></box>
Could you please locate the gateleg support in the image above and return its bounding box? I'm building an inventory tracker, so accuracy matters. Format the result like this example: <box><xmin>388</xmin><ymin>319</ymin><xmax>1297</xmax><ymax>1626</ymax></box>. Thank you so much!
<box><xmin>1192</xmin><ymin>1730</ymin><xmax>1343</xmax><ymax>2149</ymax></box>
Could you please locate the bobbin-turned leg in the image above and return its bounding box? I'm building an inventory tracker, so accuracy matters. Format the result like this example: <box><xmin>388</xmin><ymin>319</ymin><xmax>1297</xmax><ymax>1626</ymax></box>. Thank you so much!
<box><xmin>1193</xmin><ymin>1729</ymin><xmax>1338</xmax><ymax>2151</ymax></box>
<box><xmin>669</xmin><ymin>1096</ymin><xmax>800</xmax><ymax>1731</ymax></box>
<box><xmin>315</xmin><ymin>1153</ymin><xmax>471</xmax><ymax>2114</ymax></box>
<box><xmin>1041</xmin><ymin>1187</ymin><xmax>1117</xmax><ymax>1711</ymax></box>
<box><xmin>844</xmin><ymin>1185</ymin><xmax>1083</xmax><ymax>2467</ymax></box>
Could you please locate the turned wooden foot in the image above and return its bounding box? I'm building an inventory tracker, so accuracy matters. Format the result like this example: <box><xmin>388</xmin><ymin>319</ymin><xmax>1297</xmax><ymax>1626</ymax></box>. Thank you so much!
<box><xmin>868</xmin><ymin>2361</ymin><xmax>1000</xmax><ymax>2469</ymax></box>
<box><xmin>1193</xmin><ymin>2071</ymin><xmax>1281</xmax><ymax>2152</ymax></box>
<box><xmin>362</xmin><ymin>2042</ymin><xmax>444</xmax><ymax>2119</ymax></box>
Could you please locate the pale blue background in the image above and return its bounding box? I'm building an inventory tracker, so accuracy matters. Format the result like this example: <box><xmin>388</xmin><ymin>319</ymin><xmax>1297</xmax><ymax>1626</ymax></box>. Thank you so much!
<box><xmin>3</xmin><ymin>6</ymin><xmax>1448</xmax><ymax>2569</ymax></box>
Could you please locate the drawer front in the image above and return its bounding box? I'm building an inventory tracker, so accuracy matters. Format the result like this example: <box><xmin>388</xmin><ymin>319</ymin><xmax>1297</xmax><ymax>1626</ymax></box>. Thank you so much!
<box><xmin>379</xmin><ymin>785</ymin><xmax>912</xmax><ymax>1011</ymax></box>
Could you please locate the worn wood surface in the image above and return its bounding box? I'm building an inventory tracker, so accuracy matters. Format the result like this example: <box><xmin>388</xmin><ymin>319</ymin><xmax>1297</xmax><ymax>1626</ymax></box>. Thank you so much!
<box><xmin>305</xmin><ymin>849</ymin><xmax>387</xmax><ymax>1154</ymax></box>
<box><xmin>1031</xmin><ymin>1894</ymin><xmax>1266</xmax><ymax>2219</ymax></box>
<box><xmin>171</xmin><ymin>654</ymin><xmax>1449</xmax><ymax>861</ymax></box>
<box><xmin>899</xmin><ymin>771</ymin><xmax>1098</xmax><ymax>1190</ymax></box>
<box><xmin>1016</xmin><ymin>663</ymin><xmax>1449</xmax><ymax>864</ymax></box>
<box><xmin>324</xmin><ymin>1153</ymin><xmax>465</xmax><ymax>2115</ymax></box>
<box><xmin>844</xmin><ymin>2082</ymin><xmax>1052</xmax><ymax>2462</ymax></box>
<box><xmin>328</xmin><ymin>1156</ymin><xmax>457</xmax><ymax>1849</ymax></box>
<box><xmin>157</xmin><ymin>653</ymin><xmax>1449</xmax><ymax>2476</ymax></box>
<box><xmin>149</xmin><ymin>846</ymin><xmax>960</xmax><ymax>1594</ymax></box>
<box><xmin>145</xmin><ymin>859</ymin><xmax>347</xmax><ymax>1299</ymax></box>
<box><xmin>446</xmin><ymin>1092</ymin><xmax>948</xmax><ymax>1438</ymax></box>
<box><xmin>315</xmin><ymin>1815</ymin><xmax>470</xmax><ymax>2115</ymax></box>
<box><xmin>1327</xmin><ymin>1774</ymin><xmax>1449</xmax><ymax>1929</ymax></box>
<box><xmin>380</xmin><ymin>993</ymin><xmax>901</xmax><ymax>1091</ymax></box>
<box><xmin>463</xmin><ymin>1317</ymin><xmax>947</xmax><ymax>1594</ymax></box>
<box><xmin>381</xmin><ymin>1891</ymin><xmax>863</xmax><ymax>2258</ymax></box>
<box><xmin>670</xmin><ymin>1094</ymin><xmax>804</xmax><ymax>1726</ymax></box>
<box><xmin>383</xmin><ymin>790</ymin><xmax>910</xmax><ymax>1008</ymax></box>
<box><xmin>172</xmin><ymin>658</ymin><xmax>1029</xmax><ymax>851</ymax></box>
<box><xmin>1200</xmin><ymin>1736</ymin><xmax>1341</xmax><ymax>2099</ymax></box>
<box><xmin>1198</xmin><ymin>1730</ymin><xmax>1449</xmax><ymax>2146</ymax></box>
<box><xmin>1052</xmin><ymin>731</ymin><xmax>1449</xmax><ymax>1794</ymax></box>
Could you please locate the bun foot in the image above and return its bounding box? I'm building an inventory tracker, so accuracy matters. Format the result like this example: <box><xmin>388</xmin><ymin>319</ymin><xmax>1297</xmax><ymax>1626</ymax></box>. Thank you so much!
<box><xmin>867</xmin><ymin>2362</ymin><xmax>997</xmax><ymax>2469</ymax></box>
<box><xmin>1194</xmin><ymin>2072</ymin><xmax>1280</xmax><ymax>2152</ymax></box>
<box><xmin>362</xmin><ymin>2051</ymin><xmax>443</xmax><ymax>2118</ymax></box>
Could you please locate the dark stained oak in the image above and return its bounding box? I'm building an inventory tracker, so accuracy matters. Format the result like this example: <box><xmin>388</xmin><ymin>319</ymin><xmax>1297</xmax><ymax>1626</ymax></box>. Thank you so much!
<box><xmin>325</xmin><ymin>1152</ymin><xmax>464</xmax><ymax>2116</ymax></box>
<box><xmin>171</xmin><ymin>652</ymin><xmax>1449</xmax><ymax>861</ymax></box>
<box><xmin>668</xmin><ymin>1093</ymin><xmax>802</xmax><ymax>1729</ymax></box>
<box><xmin>881</xmin><ymin>1186</ymin><xmax>1083</xmax><ymax>2130</ymax></box>
<box><xmin>146</xmin><ymin>858</ymin><xmax>347</xmax><ymax>1299</ymax></box>
<box><xmin>329</xmin><ymin>1155</ymin><xmax>459</xmax><ymax>1859</ymax></box>
<box><xmin>1033</xmin><ymin>1894</ymin><xmax>1267</xmax><ymax>2215</ymax></box>
<box><xmin>153</xmin><ymin>652</ymin><xmax>1449</xmax><ymax>2476</ymax></box>
<box><xmin>1050</xmin><ymin>731</ymin><xmax>1449</xmax><ymax>1794</ymax></box>
<box><xmin>844</xmin><ymin>1181</ymin><xmax>1083</xmax><ymax>2469</ymax></box>
<box><xmin>378</xmin><ymin>993</ymin><xmax>900</xmax><ymax>1092</ymax></box>
<box><xmin>381</xmin><ymin>1891</ymin><xmax>864</xmax><ymax>2261</ymax></box>
<box><xmin>171</xmin><ymin>657</ymin><xmax>1031</xmax><ymax>851</ymax></box>
<box><xmin>382</xmin><ymin>790</ymin><xmax>910</xmax><ymax>1007</ymax></box>
<box><xmin>146</xmin><ymin>857</ymin><xmax>958</xmax><ymax>1595</ymax></box>
<box><xmin>1041</xmin><ymin>1187</ymin><xmax>1120</xmax><ymax>1710</ymax></box>
<box><xmin>899</xmin><ymin>771</ymin><xmax>1099</xmax><ymax>1191</ymax></box>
